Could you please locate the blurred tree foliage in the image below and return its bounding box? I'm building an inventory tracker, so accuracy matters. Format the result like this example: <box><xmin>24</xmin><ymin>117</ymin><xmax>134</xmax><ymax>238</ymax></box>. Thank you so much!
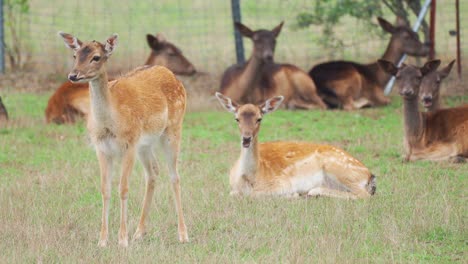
<box><xmin>4</xmin><ymin>0</ymin><xmax>31</xmax><ymax>70</ymax></box>
<box><xmin>295</xmin><ymin>0</ymin><xmax>428</xmax><ymax>55</ymax></box>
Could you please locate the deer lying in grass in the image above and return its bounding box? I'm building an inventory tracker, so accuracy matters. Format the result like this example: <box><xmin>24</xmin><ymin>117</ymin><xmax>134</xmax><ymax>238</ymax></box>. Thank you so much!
<box><xmin>215</xmin><ymin>92</ymin><xmax>376</xmax><ymax>198</ymax></box>
<box><xmin>419</xmin><ymin>60</ymin><xmax>455</xmax><ymax>112</ymax></box>
<box><xmin>47</xmin><ymin>33</ymin><xmax>196</xmax><ymax>124</ymax></box>
<box><xmin>379</xmin><ymin>59</ymin><xmax>468</xmax><ymax>162</ymax></box>
<box><xmin>0</xmin><ymin>96</ymin><xmax>8</xmax><ymax>124</ymax></box>
<box><xmin>309</xmin><ymin>17</ymin><xmax>429</xmax><ymax>110</ymax></box>
<box><xmin>220</xmin><ymin>22</ymin><xmax>327</xmax><ymax>110</ymax></box>
<box><xmin>59</xmin><ymin>32</ymin><xmax>189</xmax><ymax>246</ymax></box>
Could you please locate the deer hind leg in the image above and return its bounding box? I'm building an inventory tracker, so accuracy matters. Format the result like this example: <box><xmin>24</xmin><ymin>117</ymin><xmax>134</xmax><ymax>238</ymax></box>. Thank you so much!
<box><xmin>96</xmin><ymin>150</ymin><xmax>114</xmax><ymax>247</ymax></box>
<box><xmin>307</xmin><ymin>187</ymin><xmax>359</xmax><ymax>200</ymax></box>
<box><xmin>132</xmin><ymin>145</ymin><xmax>159</xmax><ymax>242</ymax></box>
<box><xmin>371</xmin><ymin>86</ymin><xmax>391</xmax><ymax>106</ymax></box>
<box><xmin>117</xmin><ymin>146</ymin><xmax>136</xmax><ymax>247</ymax></box>
<box><xmin>161</xmin><ymin>129</ymin><xmax>189</xmax><ymax>243</ymax></box>
<box><xmin>290</xmin><ymin>74</ymin><xmax>328</xmax><ymax>109</ymax></box>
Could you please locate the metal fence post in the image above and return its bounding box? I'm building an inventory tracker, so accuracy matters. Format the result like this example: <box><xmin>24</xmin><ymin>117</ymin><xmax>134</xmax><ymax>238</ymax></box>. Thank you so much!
<box><xmin>231</xmin><ymin>0</ymin><xmax>245</xmax><ymax>64</ymax></box>
<box><xmin>0</xmin><ymin>0</ymin><xmax>4</xmax><ymax>74</ymax></box>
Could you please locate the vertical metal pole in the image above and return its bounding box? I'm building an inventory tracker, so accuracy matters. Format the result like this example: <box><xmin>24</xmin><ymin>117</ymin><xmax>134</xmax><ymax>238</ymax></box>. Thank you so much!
<box><xmin>429</xmin><ymin>0</ymin><xmax>436</xmax><ymax>60</ymax></box>
<box><xmin>384</xmin><ymin>0</ymin><xmax>432</xmax><ymax>95</ymax></box>
<box><xmin>231</xmin><ymin>0</ymin><xmax>245</xmax><ymax>64</ymax></box>
<box><xmin>0</xmin><ymin>0</ymin><xmax>4</xmax><ymax>74</ymax></box>
<box><xmin>455</xmin><ymin>0</ymin><xmax>461</xmax><ymax>79</ymax></box>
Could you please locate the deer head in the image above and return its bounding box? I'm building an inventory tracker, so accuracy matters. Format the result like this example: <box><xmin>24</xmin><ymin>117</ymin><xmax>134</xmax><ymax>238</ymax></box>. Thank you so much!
<box><xmin>419</xmin><ymin>60</ymin><xmax>455</xmax><ymax>109</ymax></box>
<box><xmin>215</xmin><ymin>92</ymin><xmax>284</xmax><ymax>148</ymax></box>
<box><xmin>59</xmin><ymin>32</ymin><xmax>118</xmax><ymax>83</ymax></box>
<box><xmin>378</xmin><ymin>17</ymin><xmax>429</xmax><ymax>57</ymax></box>
<box><xmin>235</xmin><ymin>21</ymin><xmax>284</xmax><ymax>63</ymax></box>
<box><xmin>146</xmin><ymin>33</ymin><xmax>196</xmax><ymax>75</ymax></box>
<box><xmin>378</xmin><ymin>59</ymin><xmax>441</xmax><ymax>99</ymax></box>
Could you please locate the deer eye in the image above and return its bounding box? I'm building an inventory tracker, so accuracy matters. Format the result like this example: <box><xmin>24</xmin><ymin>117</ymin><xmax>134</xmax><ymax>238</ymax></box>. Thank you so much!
<box><xmin>256</xmin><ymin>118</ymin><xmax>262</xmax><ymax>123</ymax></box>
<box><xmin>235</xmin><ymin>118</ymin><xmax>239</xmax><ymax>123</ymax></box>
<box><xmin>91</xmin><ymin>56</ymin><xmax>101</xmax><ymax>62</ymax></box>
<box><xmin>73</xmin><ymin>54</ymin><xmax>76</xmax><ymax>59</ymax></box>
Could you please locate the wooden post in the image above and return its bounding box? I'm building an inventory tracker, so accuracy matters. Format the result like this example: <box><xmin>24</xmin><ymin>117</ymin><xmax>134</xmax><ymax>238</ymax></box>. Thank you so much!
<box><xmin>429</xmin><ymin>0</ymin><xmax>436</xmax><ymax>60</ymax></box>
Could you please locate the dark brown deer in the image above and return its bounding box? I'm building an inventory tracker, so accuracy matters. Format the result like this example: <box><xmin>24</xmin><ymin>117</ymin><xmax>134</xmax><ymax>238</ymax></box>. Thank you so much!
<box><xmin>379</xmin><ymin>59</ymin><xmax>468</xmax><ymax>162</ymax></box>
<box><xmin>309</xmin><ymin>17</ymin><xmax>430</xmax><ymax>110</ymax></box>
<box><xmin>219</xmin><ymin>22</ymin><xmax>327</xmax><ymax>110</ymax></box>
<box><xmin>419</xmin><ymin>60</ymin><xmax>455</xmax><ymax>112</ymax></box>
<box><xmin>0</xmin><ymin>96</ymin><xmax>8</xmax><ymax>124</ymax></box>
<box><xmin>46</xmin><ymin>33</ymin><xmax>196</xmax><ymax>124</ymax></box>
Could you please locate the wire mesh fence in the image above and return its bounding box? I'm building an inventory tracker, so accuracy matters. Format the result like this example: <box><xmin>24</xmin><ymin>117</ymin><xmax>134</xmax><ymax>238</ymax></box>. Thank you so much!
<box><xmin>3</xmin><ymin>0</ymin><xmax>467</xmax><ymax>82</ymax></box>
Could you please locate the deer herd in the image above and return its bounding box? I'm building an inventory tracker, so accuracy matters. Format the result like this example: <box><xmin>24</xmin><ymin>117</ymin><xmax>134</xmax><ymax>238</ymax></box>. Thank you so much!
<box><xmin>0</xmin><ymin>15</ymin><xmax>465</xmax><ymax>247</ymax></box>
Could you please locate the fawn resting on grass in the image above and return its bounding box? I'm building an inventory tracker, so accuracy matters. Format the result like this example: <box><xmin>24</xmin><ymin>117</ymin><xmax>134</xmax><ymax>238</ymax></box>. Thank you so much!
<box><xmin>309</xmin><ymin>17</ymin><xmax>429</xmax><ymax>110</ymax></box>
<box><xmin>419</xmin><ymin>60</ymin><xmax>455</xmax><ymax>112</ymax></box>
<box><xmin>219</xmin><ymin>22</ymin><xmax>327</xmax><ymax>110</ymax></box>
<box><xmin>379</xmin><ymin>59</ymin><xmax>468</xmax><ymax>162</ymax></box>
<box><xmin>47</xmin><ymin>33</ymin><xmax>196</xmax><ymax>124</ymax></box>
<box><xmin>59</xmin><ymin>32</ymin><xmax>189</xmax><ymax>247</ymax></box>
<box><xmin>215</xmin><ymin>92</ymin><xmax>376</xmax><ymax>199</ymax></box>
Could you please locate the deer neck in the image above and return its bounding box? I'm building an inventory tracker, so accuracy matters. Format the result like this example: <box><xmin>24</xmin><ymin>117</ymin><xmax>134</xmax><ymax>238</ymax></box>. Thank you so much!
<box><xmin>403</xmin><ymin>97</ymin><xmax>424</xmax><ymax>145</ymax></box>
<box><xmin>89</xmin><ymin>70</ymin><xmax>112</xmax><ymax>124</ymax></box>
<box><xmin>238</xmin><ymin>56</ymin><xmax>263</xmax><ymax>101</ymax></box>
<box><xmin>238</xmin><ymin>136</ymin><xmax>260</xmax><ymax>183</ymax></box>
<box><xmin>374</xmin><ymin>39</ymin><xmax>406</xmax><ymax>86</ymax></box>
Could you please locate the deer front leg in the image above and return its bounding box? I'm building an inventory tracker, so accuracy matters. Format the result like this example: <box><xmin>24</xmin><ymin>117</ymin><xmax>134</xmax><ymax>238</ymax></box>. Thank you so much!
<box><xmin>96</xmin><ymin>150</ymin><xmax>113</xmax><ymax>247</ymax></box>
<box><xmin>118</xmin><ymin>147</ymin><xmax>136</xmax><ymax>247</ymax></box>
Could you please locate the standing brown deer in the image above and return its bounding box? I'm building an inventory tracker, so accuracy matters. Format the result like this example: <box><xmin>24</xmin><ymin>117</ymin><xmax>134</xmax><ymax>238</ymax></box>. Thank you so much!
<box><xmin>379</xmin><ymin>59</ymin><xmax>468</xmax><ymax>162</ymax></box>
<box><xmin>0</xmin><ymin>96</ymin><xmax>8</xmax><ymax>125</ymax></box>
<box><xmin>46</xmin><ymin>33</ymin><xmax>196</xmax><ymax>124</ymax></box>
<box><xmin>215</xmin><ymin>92</ymin><xmax>376</xmax><ymax>198</ymax></box>
<box><xmin>59</xmin><ymin>31</ymin><xmax>189</xmax><ymax>246</ymax></box>
<box><xmin>220</xmin><ymin>22</ymin><xmax>327</xmax><ymax>110</ymax></box>
<box><xmin>419</xmin><ymin>60</ymin><xmax>455</xmax><ymax>112</ymax></box>
<box><xmin>309</xmin><ymin>17</ymin><xmax>430</xmax><ymax>110</ymax></box>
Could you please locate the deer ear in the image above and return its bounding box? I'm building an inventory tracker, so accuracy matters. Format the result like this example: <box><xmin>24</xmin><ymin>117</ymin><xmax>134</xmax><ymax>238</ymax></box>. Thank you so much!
<box><xmin>271</xmin><ymin>21</ymin><xmax>284</xmax><ymax>38</ymax></box>
<box><xmin>260</xmin><ymin>96</ymin><xmax>284</xmax><ymax>114</ymax></box>
<box><xmin>421</xmin><ymin>60</ymin><xmax>441</xmax><ymax>76</ymax></box>
<box><xmin>378</xmin><ymin>59</ymin><xmax>399</xmax><ymax>76</ymax></box>
<box><xmin>215</xmin><ymin>92</ymin><xmax>239</xmax><ymax>113</ymax></box>
<box><xmin>146</xmin><ymin>34</ymin><xmax>163</xmax><ymax>50</ymax></box>
<box><xmin>377</xmin><ymin>17</ymin><xmax>396</xmax><ymax>34</ymax></box>
<box><xmin>105</xmin><ymin>33</ymin><xmax>118</xmax><ymax>56</ymax></box>
<box><xmin>439</xmin><ymin>60</ymin><xmax>455</xmax><ymax>79</ymax></box>
<box><xmin>58</xmin><ymin>31</ymin><xmax>82</xmax><ymax>50</ymax></box>
<box><xmin>234</xmin><ymin>22</ymin><xmax>254</xmax><ymax>38</ymax></box>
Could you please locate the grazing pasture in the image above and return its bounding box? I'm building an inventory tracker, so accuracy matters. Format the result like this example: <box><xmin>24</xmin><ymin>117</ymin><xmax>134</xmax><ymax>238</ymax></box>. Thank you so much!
<box><xmin>0</xmin><ymin>92</ymin><xmax>466</xmax><ymax>262</ymax></box>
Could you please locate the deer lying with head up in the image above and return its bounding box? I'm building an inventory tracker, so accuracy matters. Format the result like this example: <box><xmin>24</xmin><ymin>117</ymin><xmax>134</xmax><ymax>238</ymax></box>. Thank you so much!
<box><xmin>379</xmin><ymin>59</ymin><xmax>468</xmax><ymax>162</ymax></box>
<box><xmin>419</xmin><ymin>60</ymin><xmax>455</xmax><ymax>112</ymax></box>
<box><xmin>0</xmin><ymin>96</ymin><xmax>8</xmax><ymax>125</ymax></box>
<box><xmin>59</xmin><ymin>32</ymin><xmax>189</xmax><ymax>247</ymax></box>
<box><xmin>215</xmin><ymin>92</ymin><xmax>376</xmax><ymax>198</ymax></box>
<box><xmin>309</xmin><ymin>17</ymin><xmax>429</xmax><ymax>110</ymax></box>
<box><xmin>47</xmin><ymin>33</ymin><xmax>196</xmax><ymax>124</ymax></box>
<box><xmin>220</xmin><ymin>22</ymin><xmax>327</xmax><ymax>110</ymax></box>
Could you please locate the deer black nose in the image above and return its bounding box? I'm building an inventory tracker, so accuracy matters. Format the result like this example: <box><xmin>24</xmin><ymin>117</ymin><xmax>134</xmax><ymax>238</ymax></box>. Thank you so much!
<box><xmin>242</xmin><ymin>137</ymin><xmax>252</xmax><ymax>148</ymax></box>
<box><xmin>422</xmin><ymin>95</ymin><xmax>432</xmax><ymax>102</ymax></box>
<box><xmin>68</xmin><ymin>74</ymin><xmax>78</xmax><ymax>82</ymax></box>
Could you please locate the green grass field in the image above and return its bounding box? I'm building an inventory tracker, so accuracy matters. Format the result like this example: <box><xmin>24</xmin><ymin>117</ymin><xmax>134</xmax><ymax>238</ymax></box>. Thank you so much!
<box><xmin>0</xmin><ymin>91</ymin><xmax>466</xmax><ymax>263</ymax></box>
